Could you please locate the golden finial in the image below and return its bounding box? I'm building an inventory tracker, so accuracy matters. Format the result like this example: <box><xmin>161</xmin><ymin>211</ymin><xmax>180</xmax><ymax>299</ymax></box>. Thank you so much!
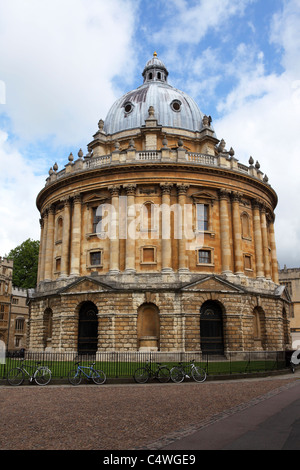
<box><xmin>153</xmin><ymin>51</ymin><xmax>157</xmax><ymax>57</ymax></box>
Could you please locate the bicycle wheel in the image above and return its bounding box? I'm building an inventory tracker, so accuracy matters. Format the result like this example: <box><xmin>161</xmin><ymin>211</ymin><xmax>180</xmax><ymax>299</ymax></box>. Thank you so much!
<box><xmin>133</xmin><ymin>367</ymin><xmax>150</xmax><ymax>384</ymax></box>
<box><xmin>170</xmin><ymin>366</ymin><xmax>184</xmax><ymax>383</ymax></box>
<box><xmin>68</xmin><ymin>369</ymin><xmax>82</xmax><ymax>385</ymax></box>
<box><xmin>91</xmin><ymin>369</ymin><xmax>106</xmax><ymax>385</ymax></box>
<box><xmin>7</xmin><ymin>367</ymin><xmax>25</xmax><ymax>386</ymax></box>
<box><xmin>192</xmin><ymin>366</ymin><xmax>207</xmax><ymax>383</ymax></box>
<box><xmin>157</xmin><ymin>366</ymin><xmax>170</xmax><ymax>383</ymax></box>
<box><xmin>34</xmin><ymin>367</ymin><xmax>52</xmax><ymax>385</ymax></box>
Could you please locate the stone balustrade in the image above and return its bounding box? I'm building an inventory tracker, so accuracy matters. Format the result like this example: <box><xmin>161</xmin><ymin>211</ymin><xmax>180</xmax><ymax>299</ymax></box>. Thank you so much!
<box><xmin>46</xmin><ymin>148</ymin><xmax>269</xmax><ymax>187</ymax></box>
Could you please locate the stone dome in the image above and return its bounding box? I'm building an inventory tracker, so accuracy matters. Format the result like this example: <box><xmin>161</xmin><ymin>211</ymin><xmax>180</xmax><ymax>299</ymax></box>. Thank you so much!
<box><xmin>103</xmin><ymin>53</ymin><xmax>206</xmax><ymax>135</ymax></box>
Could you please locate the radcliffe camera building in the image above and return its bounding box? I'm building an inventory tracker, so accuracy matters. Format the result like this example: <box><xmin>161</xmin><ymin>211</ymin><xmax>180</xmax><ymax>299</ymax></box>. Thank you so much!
<box><xmin>28</xmin><ymin>54</ymin><xmax>292</xmax><ymax>355</ymax></box>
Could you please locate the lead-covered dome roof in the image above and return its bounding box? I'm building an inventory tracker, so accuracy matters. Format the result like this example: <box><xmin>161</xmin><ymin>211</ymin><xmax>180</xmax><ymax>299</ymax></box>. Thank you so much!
<box><xmin>103</xmin><ymin>53</ymin><xmax>206</xmax><ymax>135</ymax></box>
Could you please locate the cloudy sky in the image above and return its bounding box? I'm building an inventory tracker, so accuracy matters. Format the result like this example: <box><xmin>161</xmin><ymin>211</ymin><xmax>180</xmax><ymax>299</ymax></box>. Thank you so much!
<box><xmin>0</xmin><ymin>0</ymin><xmax>299</xmax><ymax>268</ymax></box>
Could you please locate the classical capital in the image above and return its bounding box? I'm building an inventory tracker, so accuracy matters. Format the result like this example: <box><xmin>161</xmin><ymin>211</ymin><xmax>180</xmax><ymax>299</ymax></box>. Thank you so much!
<box><xmin>124</xmin><ymin>184</ymin><xmax>137</xmax><ymax>196</ymax></box>
<box><xmin>231</xmin><ymin>191</ymin><xmax>242</xmax><ymax>203</ymax></box>
<box><xmin>108</xmin><ymin>185</ymin><xmax>121</xmax><ymax>197</ymax></box>
<box><xmin>72</xmin><ymin>193</ymin><xmax>82</xmax><ymax>204</ymax></box>
<box><xmin>160</xmin><ymin>183</ymin><xmax>173</xmax><ymax>195</ymax></box>
<box><xmin>219</xmin><ymin>189</ymin><xmax>231</xmax><ymax>200</ymax></box>
<box><xmin>176</xmin><ymin>183</ymin><xmax>189</xmax><ymax>195</ymax></box>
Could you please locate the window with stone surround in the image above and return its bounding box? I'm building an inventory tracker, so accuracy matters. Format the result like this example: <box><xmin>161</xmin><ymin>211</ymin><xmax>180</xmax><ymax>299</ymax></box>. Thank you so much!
<box><xmin>196</xmin><ymin>204</ymin><xmax>209</xmax><ymax>231</ymax></box>
<box><xmin>197</xmin><ymin>248</ymin><xmax>214</xmax><ymax>265</ymax></box>
<box><xmin>244</xmin><ymin>254</ymin><xmax>252</xmax><ymax>271</ymax></box>
<box><xmin>55</xmin><ymin>257</ymin><xmax>61</xmax><ymax>273</ymax></box>
<box><xmin>15</xmin><ymin>318</ymin><xmax>24</xmax><ymax>332</ymax></box>
<box><xmin>92</xmin><ymin>207</ymin><xmax>103</xmax><ymax>233</ymax></box>
<box><xmin>88</xmin><ymin>249</ymin><xmax>103</xmax><ymax>268</ymax></box>
<box><xmin>141</xmin><ymin>246</ymin><xmax>156</xmax><ymax>264</ymax></box>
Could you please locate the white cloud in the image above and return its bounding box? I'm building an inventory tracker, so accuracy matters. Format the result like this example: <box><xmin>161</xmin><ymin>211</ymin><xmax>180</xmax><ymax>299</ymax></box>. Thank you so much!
<box><xmin>0</xmin><ymin>0</ymin><xmax>138</xmax><ymax>148</ymax></box>
<box><xmin>0</xmin><ymin>130</ymin><xmax>42</xmax><ymax>255</ymax></box>
<box><xmin>214</xmin><ymin>0</ymin><xmax>300</xmax><ymax>268</ymax></box>
<box><xmin>0</xmin><ymin>0</ymin><xmax>139</xmax><ymax>255</ymax></box>
<box><xmin>153</xmin><ymin>0</ymin><xmax>251</xmax><ymax>46</ymax></box>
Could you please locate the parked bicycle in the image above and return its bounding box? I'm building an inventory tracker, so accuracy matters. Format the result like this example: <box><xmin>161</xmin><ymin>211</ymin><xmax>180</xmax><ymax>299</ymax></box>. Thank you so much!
<box><xmin>170</xmin><ymin>360</ymin><xmax>207</xmax><ymax>383</ymax></box>
<box><xmin>133</xmin><ymin>361</ymin><xmax>170</xmax><ymax>384</ymax></box>
<box><xmin>7</xmin><ymin>361</ymin><xmax>52</xmax><ymax>386</ymax></box>
<box><xmin>68</xmin><ymin>361</ymin><xmax>106</xmax><ymax>385</ymax></box>
<box><xmin>290</xmin><ymin>350</ymin><xmax>300</xmax><ymax>373</ymax></box>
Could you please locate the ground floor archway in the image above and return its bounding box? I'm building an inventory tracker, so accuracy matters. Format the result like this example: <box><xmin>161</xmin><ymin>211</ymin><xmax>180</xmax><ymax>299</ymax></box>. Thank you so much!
<box><xmin>200</xmin><ymin>300</ymin><xmax>224</xmax><ymax>355</ymax></box>
<box><xmin>137</xmin><ymin>303</ymin><xmax>160</xmax><ymax>351</ymax></box>
<box><xmin>78</xmin><ymin>301</ymin><xmax>98</xmax><ymax>355</ymax></box>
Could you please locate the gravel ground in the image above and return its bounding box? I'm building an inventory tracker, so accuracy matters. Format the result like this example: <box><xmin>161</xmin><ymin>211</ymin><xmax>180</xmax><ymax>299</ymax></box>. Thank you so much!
<box><xmin>0</xmin><ymin>375</ymin><xmax>298</xmax><ymax>450</ymax></box>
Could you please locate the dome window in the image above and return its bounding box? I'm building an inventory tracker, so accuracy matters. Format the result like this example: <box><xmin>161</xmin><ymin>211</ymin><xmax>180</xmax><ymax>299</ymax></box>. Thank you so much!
<box><xmin>124</xmin><ymin>101</ymin><xmax>134</xmax><ymax>114</ymax></box>
<box><xmin>171</xmin><ymin>99</ymin><xmax>182</xmax><ymax>112</ymax></box>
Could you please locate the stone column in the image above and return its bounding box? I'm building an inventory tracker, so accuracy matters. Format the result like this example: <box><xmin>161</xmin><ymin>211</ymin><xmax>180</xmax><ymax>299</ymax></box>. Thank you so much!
<box><xmin>269</xmin><ymin>217</ymin><xmax>279</xmax><ymax>283</ymax></box>
<box><xmin>160</xmin><ymin>183</ymin><xmax>173</xmax><ymax>273</ymax></box>
<box><xmin>109</xmin><ymin>185</ymin><xmax>121</xmax><ymax>274</ymax></box>
<box><xmin>70</xmin><ymin>193</ymin><xmax>82</xmax><ymax>277</ymax></box>
<box><xmin>60</xmin><ymin>197</ymin><xmax>71</xmax><ymax>277</ymax></box>
<box><xmin>44</xmin><ymin>205</ymin><xmax>55</xmax><ymax>281</ymax></box>
<box><xmin>125</xmin><ymin>184</ymin><xmax>136</xmax><ymax>273</ymax></box>
<box><xmin>252</xmin><ymin>200</ymin><xmax>264</xmax><ymax>279</ymax></box>
<box><xmin>231</xmin><ymin>192</ymin><xmax>243</xmax><ymax>275</ymax></box>
<box><xmin>219</xmin><ymin>189</ymin><xmax>232</xmax><ymax>274</ymax></box>
<box><xmin>177</xmin><ymin>183</ymin><xmax>189</xmax><ymax>272</ymax></box>
<box><xmin>261</xmin><ymin>206</ymin><xmax>271</xmax><ymax>280</ymax></box>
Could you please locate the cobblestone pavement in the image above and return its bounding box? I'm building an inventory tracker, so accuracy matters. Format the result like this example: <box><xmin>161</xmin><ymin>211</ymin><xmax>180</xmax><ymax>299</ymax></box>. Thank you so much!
<box><xmin>0</xmin><ymin>373</ymin><xmax>299</xmax><ymax>450</ymax></box>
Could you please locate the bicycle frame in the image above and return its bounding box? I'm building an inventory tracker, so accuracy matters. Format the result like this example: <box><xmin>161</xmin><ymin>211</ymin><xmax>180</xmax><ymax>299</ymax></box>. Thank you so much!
<box><xmin>75</xmin><ymin>364</ymin><xmax>95</xmax><ymax>379</ymax></box>
<box><xmin>19</xmin><ymin>362</ymin><xmax>41</xmax><ymax>380</ymax></box>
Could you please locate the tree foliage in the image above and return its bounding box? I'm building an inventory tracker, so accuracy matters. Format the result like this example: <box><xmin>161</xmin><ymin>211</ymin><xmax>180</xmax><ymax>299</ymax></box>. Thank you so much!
<box><xmin>8</xmin><ymin>239</ymin><xmax>40</xmax><ymax>289</ymax></box>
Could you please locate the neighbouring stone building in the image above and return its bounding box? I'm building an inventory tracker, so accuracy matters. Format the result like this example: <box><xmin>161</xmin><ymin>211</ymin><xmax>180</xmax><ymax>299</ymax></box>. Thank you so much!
<box><xmin>279</xmin><ymin>266</ymin><xmax>300</xmax><ymax>349</ymax></box>
<box><xmin>0</xmin><ymin>257</ymin><xmax>29</xmax><ymax>352</ymax></box>
<box><xmin>0</xmin><ymin>257</ymin><xmax>13</xmax><ymax>347</ymax></box>
<box><xmin>28</xmin><ymin>53</ymin><xmax>291</xmax><ymax>355</ymax></box>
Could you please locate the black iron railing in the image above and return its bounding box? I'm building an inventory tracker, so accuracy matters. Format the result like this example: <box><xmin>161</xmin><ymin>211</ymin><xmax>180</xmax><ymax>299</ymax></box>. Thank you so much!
<box><xmin>0</xmin><ymin>350</ymin><xmax>288</xmax><ymax>381</ymax></box>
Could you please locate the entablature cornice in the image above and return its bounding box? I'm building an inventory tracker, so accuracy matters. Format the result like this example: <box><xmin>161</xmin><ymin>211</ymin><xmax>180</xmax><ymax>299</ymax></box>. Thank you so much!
<box><xmin>37</xmin><ymin>161</ymin><xmax>277</xmax><ymax>213</ymax></box>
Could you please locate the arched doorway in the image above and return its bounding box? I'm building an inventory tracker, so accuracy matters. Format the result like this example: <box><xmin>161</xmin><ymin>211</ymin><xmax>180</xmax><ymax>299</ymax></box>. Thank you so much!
<box><xmin>78</xmin><ymin>302</ymin><xmax>98</xmax><ymax>355</ymax></box>
<box><xmin>137</xmin><ymin>303</ymin><xmax>160</xmax><ymax>351</ymax></box>
<box><xmin>200</xmin><ymin>301</ymin><xmax>224</xmax><ymax>355</ymax></box>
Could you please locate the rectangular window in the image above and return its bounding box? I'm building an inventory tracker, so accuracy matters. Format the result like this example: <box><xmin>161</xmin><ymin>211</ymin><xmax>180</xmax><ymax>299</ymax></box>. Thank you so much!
<box><xmin>92</xmin><ymin>207</ymin><xmax>102</xmax><ymax>233</ymax></box>
<box><xmin>55</xmin><ymin>258</ymin><xmax>61</xmax><ymax>273</ymax></box>
<box><xmin>90</xmin><ymin>251</ymin><xmax>102</xmax><ymax>266</ymax></box>
<box><xmin>244</xmin><ymin>255</ymin><xmax>252</xmax><ymax>270</ymax></box>
<box><xmin>15</xmin><ymin>319</ymin><xmax>24</xmax><ymax>332</ymax></box>
<box><xmin>141</xmin><ymin>247</ymin><xmax>156</xmax><ymax>264</ymax></box>
<box><xmin>196</xmin><ymin>204</ymin><xmax>209</xmax><ymax>231</ymax></box>
<box><xmin>198</xmin><ymin>249</ymin><xmax>211</xmax><ymax>264</ymax></box>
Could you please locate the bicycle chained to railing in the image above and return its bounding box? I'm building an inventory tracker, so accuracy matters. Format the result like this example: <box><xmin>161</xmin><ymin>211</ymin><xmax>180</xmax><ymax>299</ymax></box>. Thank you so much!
<box><xmin>133</xmin><ymin>361</ymin><xmax>171</xmax><ymax>384</ymax></box>
<box><xmin>7</xmin><ymin>360</ymin><xmax>52</xmax><ymax>386</ymax></box>
<box><xmin>170</xmin><ymin>360</ymin><xmax>207</xmax><ymax>383</ymax></box>
<box><xmin>68</xmin><ymin>361</ymin><xmax>106</xmax><ymax>385</ymax></box>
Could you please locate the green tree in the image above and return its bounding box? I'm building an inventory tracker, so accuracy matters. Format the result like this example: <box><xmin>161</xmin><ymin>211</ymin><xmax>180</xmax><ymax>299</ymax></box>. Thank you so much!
<box><xmin>8</xmin><ymin>239</ymin><xmax>40</xmax><ymax>289</ymax></box>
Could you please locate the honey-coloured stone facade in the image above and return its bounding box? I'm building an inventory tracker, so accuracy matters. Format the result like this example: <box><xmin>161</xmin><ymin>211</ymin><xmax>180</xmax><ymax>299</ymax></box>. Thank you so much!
<box><xmin>28</xmin><ymin>54</ymin><xmax>291</xmax><ymax>355</ymax></box>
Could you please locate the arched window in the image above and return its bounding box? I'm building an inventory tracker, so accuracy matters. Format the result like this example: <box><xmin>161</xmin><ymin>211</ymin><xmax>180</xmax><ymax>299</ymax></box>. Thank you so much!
<box><xmin>141</xmin><ymin>202</ymin><xmax>157</xmax><ymax>233</ymax></box>
<box><xmin>43</xmin><ymin>308</ymin><xmax>53</xmax><ymax>350</ymax></box>
<box><xmin>253</xmin><ymin>307</ymin><xmax>265</xmax><ymax>350</ymax></box>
